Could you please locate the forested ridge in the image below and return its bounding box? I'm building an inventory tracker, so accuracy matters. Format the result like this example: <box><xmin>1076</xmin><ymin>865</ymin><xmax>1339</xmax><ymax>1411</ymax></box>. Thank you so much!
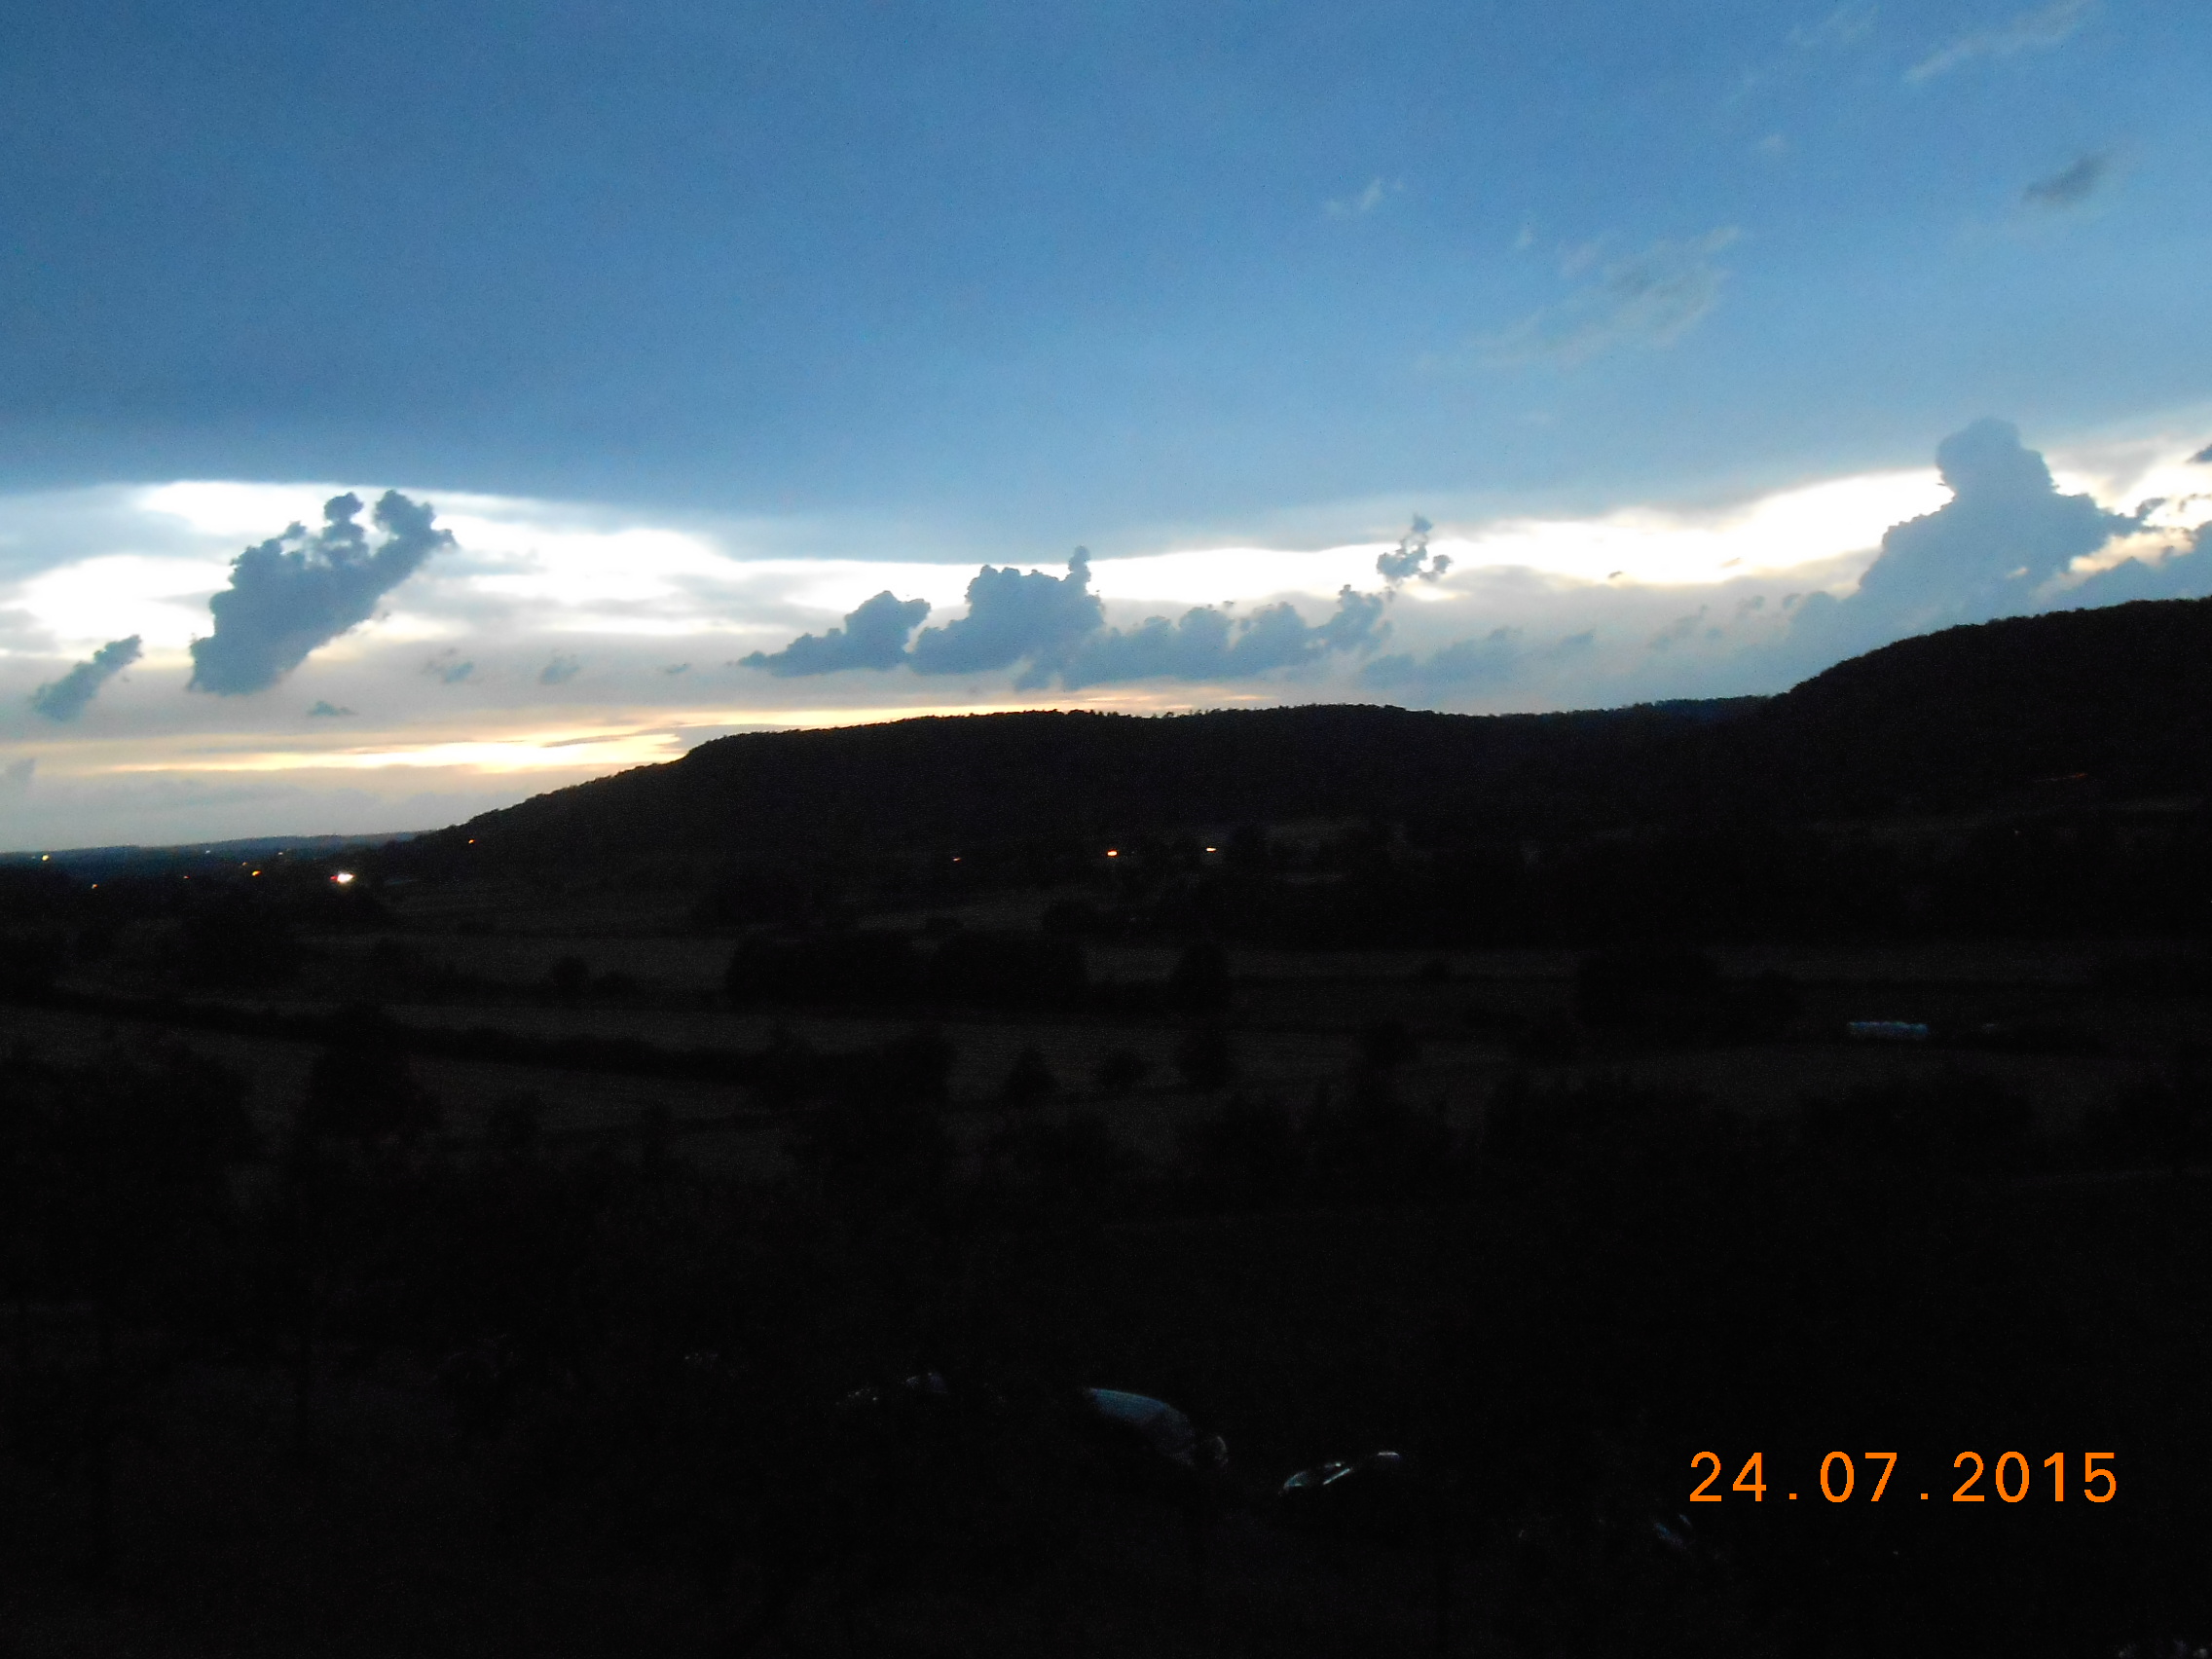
<box><xmin>416</xmin><ymin>597</ymin><xmax>2212</xmax><ymax>876</ymax></box>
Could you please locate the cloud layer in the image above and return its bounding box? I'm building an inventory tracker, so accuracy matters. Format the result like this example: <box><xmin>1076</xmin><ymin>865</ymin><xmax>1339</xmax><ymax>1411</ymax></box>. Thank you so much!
<box><xmin>189</xmin><ymin>492</ymin><xmax>455</xmax><ymax>695</ymax></box>
<box><xmin>1056</xmin><ymin>588</ymin><xmax>1388</xmax><ymax>690</ymax></box>
<box><xmin>1786</xmin><ymin>418</ymin><xmax>2143</xmax><ymax>660</ymax></box>
<box><xmin>3</xmin><ymin>422</ymin><xmax>2207</xmax><ymax>852</ymax></box>
<box><xmin>910</xmin><ymin>553</ymin><xmax>1107</xmax><ymax>678</ymax></box>
<box><xmin>740</xmin><ymin>590</ymin><xmax>934</xmax><ymax>677</ymax></box>
<box><xmin>740</xmin><ymin>549</ymin><xmax>1393</xmax><ymax>690</ymax></box>
<box><xmin>30</xmin><ymin>635</ymin><xmax>143</xmax><ymax>721</ymax></box>
<box><xmin>1376</xmin><ymin>516</ymin><xmax>1453</xmax><ymax>584</ymax></box>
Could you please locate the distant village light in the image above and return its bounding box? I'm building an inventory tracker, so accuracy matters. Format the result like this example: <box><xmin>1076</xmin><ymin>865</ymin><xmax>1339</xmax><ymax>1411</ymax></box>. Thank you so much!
<box><xmin>331</xmin><ymin>871</ymin><xmax>355</xmax><ymax>885</ymax></box>
<box><xmin>1106</xmin><ymin>849</ymin><xmax>1119</xmax><ymax>858</ymax></box>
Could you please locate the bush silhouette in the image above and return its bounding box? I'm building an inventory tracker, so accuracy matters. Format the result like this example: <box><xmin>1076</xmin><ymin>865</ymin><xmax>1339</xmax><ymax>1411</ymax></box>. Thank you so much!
<box><xmin>929</xmin><ymin>931</ymin><xmax>1088</xmax><ymax>1011</ymax></box>
<box><xmin>548</xmin><ymin>954</ymin><xmax>591</xmax><ymax>1003</ymax></box>
<box><xmin>1094</xmin><ymin>1047</ymin><xmax>1148</xmax><ymax>1092</ymax></box>
<box><xmin>998</xmin><ymin>1047</ymin><xmax>1057</xmax><ymax>1108</ymax></box>
<box><xmin>1802</xmin><ymin>1067</ymin><xmax>2032</xmax><ymax>1173</ymax></box>
<box><xmin>1573</xmin><ymin>945</ymin><xmax>1720</xmax><ymax>1030</ymax></box>
<box><xmin>177</xmin><ymin>897</ymin><xmax>300</xmax><ymax>989</ymax></box>
<box><xmin>725</xmin><ymin>932</ymin><xmax>916</xmax><ymax>1005</ymax></box>
<box><xmin>1180</xmin><ymin>1094</ymin><xmax>1303</xmax><ymax>1210</ymax></box>
<box><xmin>1166</xmin><ymin>939</ymin><xmax>1232</xmax><ymax>1015</ymax></box>
<box><xmin>1357</xmin><ymin>1017</ymin><xmax>1419</xmax><ymax>1072</ymax></box>
<box><xmin>1174</xmin><ymin>1021</ymin><xmax>1235</xmax><ymax>1090</ymax></box>
<box><xmin>301</xmin><ymin>1006</ymin><xmax>441</xmax><ymax>1142</ymax></box>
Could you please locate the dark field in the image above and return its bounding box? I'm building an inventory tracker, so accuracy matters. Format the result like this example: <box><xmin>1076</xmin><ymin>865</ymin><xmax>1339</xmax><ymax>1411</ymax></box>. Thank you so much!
<box><xmin>6</xmin><ymin>845</ymin><xmax>2212</xmax><ymax>1658</ymax></box>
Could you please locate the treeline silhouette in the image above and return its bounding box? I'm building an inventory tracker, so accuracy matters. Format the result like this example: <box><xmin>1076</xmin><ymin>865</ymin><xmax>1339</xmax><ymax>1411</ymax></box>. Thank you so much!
<box><xmin>1073</xmin><ymin>811</ymin><xmax>2212</xmax><ymax>949</ymax></box>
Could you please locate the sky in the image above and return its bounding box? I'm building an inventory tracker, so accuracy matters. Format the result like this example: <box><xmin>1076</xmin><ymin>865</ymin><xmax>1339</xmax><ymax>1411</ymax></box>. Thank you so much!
<box><xmin>2</xmin><ymin>0</ymin><xmax>2209</xmax><ymax>849</ymax></box>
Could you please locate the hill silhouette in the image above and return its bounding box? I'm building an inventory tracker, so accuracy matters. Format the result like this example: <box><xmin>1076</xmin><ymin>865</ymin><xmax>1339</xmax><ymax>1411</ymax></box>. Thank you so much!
<box><xmin>414</xmin><ymin>597</ymin><xmax>2212</xmax><ymax>879</ymax></box>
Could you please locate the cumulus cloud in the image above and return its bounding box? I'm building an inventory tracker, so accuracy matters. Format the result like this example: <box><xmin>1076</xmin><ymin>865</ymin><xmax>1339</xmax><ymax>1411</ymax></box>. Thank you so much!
<box><xmin>1055</xmin><ymin>587</ymin><xmax>1389</xmax><ymax>689</ymax></box>
<box><xmin>1363</xmin><ymin>626</ymin><xmax>1595</xmax><ymax>695</ymax></box>
<box><xmin>307</xmin><ymin>700</ymin><xmax>354</xmax><ymax>718</ymax></box>
<box><xmin>738</xmin><ymin>589</ymin><xmax>931</xmax><ymax>678</ymax></box>
<box><xmin>188</xmin><ymin>491</ymin><xmax>454</xmax><ymax>695</ymax></box>
<box><xmin>1481</xmin><ymin>229</ymin><xmax>1740</xmax><ymax>367</ymax></box>
<box><xmin>1649</xmin><ymin>608</ymin><xmax>1714</xmax><ymax>651</ymax></box>
<box><xmin>1376</xmin><ymin>516</ymin><xmax>1452</xmax><ymax>585</ymax></box>
<box><xmin>1788</xmin><ymin>417</ymin><xmax>2140</xmax><ymax>659</ymax></box>
<box><xmin>2023</xmin><ymin>152</ymin><xmax>2108</xmax><ymax>208</ymax></box>
<box><xmin>423</xmin><ymin>650</ymin><xmax>475</xmax><ymax>685</ymax></box>
<box><xmin>908</xmin><ymin>553</ymin><xmax>1103</xmax><ymax>678</ymax></box>
<box><xmin>539</xmin><ymin>653</ymin><xmax>583</xmax><ymax>685</ymax></box>
<box><xmin>30</xmin><ymin>634</ymin><xmax>142</xmax><ymax>721</ymax></box>
<box><xmin>1906</xmin><ymin>0</ymin><xmax>2090</xmax><ymax>82</ymax></box>
<box><xmin>740</xmin><ymin>547</ymin><xmax>1391</xmax><ymax>690</ymax></box>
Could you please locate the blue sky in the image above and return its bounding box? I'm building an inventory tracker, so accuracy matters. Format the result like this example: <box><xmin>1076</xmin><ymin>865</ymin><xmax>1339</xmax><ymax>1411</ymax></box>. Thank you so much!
<box><xmin>2</xmin><ymin>0</ymin><xmax>2209</xmax><ymax>847</ymax></box>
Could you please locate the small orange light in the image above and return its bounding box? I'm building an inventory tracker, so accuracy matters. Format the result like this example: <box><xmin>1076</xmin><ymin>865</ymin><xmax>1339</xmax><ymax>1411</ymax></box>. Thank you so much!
<box><xmin>1105</xmin><ymin>849</ymin><xmax>1119</xmax><ymax>858</ymax></box>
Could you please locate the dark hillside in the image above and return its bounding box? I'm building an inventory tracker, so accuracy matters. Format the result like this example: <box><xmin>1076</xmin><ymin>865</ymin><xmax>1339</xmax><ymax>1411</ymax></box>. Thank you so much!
<box><xmin>412</xmin><ymin>702</ymin><xmax>1738</xmax><ymax>874</ymax></box>
<box><xmin>414</xmin><ymin>597</ymin><xmax>2212</xmax><ymax>877</ymax></box>
<box><xmin>1734</xmin><ymin>597</ymin><xmax>2212</xmax><ymax>818</ymax></box>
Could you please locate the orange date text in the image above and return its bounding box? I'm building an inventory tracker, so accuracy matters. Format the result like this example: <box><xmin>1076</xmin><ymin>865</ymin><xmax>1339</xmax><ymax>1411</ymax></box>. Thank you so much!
<box><xmin>1689</xmin><ymin>1451</ymin><xmax>2115</xmax><ymax>1505</ymax></box>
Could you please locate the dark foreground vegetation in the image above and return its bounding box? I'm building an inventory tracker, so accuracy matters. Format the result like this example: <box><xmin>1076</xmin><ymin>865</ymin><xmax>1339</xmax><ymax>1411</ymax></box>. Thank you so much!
<box><xmin>6</xmin><ymin>1016</ymin><xmax>2211</xmax><ymax>1657</ymax></box>
<box><xmin>4</xmin><ymin>599</ymin><xmax>2211</xmax><ymax>1656</ymax></box>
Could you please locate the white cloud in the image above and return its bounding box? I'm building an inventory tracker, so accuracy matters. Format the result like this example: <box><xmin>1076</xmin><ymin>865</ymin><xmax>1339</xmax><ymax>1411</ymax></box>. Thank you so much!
<box><xmin>1434</xmin><ymin>466</ymin><xmax>1948</xmax><ymax>586</ymax></box>
<box><xmin>12</xmin><ymin>554</ymin><xmax>232</xmax><ymax>653</ymax></box>
<box><xmin>1906</xmin><ymin>0</ymin><xmax>2091</xmax><ymax>83</ymax></box>
<box><xmin>0</xmin><ymin>423</ymin><xmax>2204</xmax><ymax>849</ymax></box>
